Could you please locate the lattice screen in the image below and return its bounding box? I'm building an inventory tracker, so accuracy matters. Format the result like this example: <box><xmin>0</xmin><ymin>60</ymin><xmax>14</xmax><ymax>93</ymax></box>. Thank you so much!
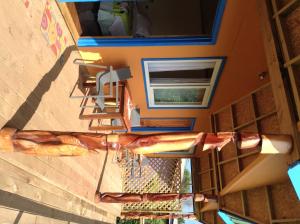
<box><xmin>121</xmin><ymin>158</ymin><xmax>182</xmax><ymax>212</ymax></box>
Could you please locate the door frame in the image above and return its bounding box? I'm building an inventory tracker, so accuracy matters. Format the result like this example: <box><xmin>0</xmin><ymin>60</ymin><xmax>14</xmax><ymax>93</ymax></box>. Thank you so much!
<box><xmin>57</xmin><ymin>0</ymin><xmax>226</xmax><ymax>47</ymax></box>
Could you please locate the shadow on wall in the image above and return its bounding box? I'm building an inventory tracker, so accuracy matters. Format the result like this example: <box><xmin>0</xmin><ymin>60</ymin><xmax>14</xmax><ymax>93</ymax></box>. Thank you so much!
<box><xmin>5</xmin><ymin>45</ymin><xmax>77</xmax><ymax>129</ymax></box>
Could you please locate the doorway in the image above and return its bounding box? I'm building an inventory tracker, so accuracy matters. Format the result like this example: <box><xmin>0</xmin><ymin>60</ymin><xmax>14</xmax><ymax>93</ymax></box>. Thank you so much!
<box><xmin>58</xmin><ymin>0</ymin><xmax>226</xmax><ymax>46</ymax></box>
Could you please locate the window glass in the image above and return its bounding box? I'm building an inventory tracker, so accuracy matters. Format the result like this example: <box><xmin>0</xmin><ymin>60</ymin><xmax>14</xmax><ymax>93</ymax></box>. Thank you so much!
<box><xmin>150</xmin><ymin>69</ymin><xmax>214</xmax><ymax>85</ymax></box>
<box><xmin>153</xmin><ymin>88</ymin><xmax>206</xmax><ymax>105</ymax></box>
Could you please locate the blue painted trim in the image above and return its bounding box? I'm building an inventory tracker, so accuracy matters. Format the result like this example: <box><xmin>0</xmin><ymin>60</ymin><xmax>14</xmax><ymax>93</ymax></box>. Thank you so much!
<box><xmin>218</xmin><ymin>210</ymin><xmax>255</xmax><ymax>224</ymax></box>
<box><xmin>141</xmin><ymin>58</ymin><xmax>151</xmax><ymax>110</ymax></box>
<box><xmin>207</xmin><ymin>56</ymin><xmax>226</xmax><ymax>108</ymax></box>
<box><xmin>131</xmin><ymin>117</ymin><xmax>196</xmax><ymax>132</ymax></box>
<box><xmin>288</xmin><ymin>160</ymin><xmax>300</xmax><ymax>200</ymax></box>
<box><xmin>190</xmin><ymin>118</ymin><xmax>196</xmax><ymax>131</ymax></box>
<box><xmin>218</xmin><ymin>211</ymin><xmax>234</xmax><ymax>224</ymax></box>
<box><xmin>141</xmin><ymin>57</ymin><xmax>226</xmax><ymax>109</ymax></box>
<box><xmin>77</xmin><ymin>37</ymin><xmax>213</xmax><ymax>47</ymax></box>
<box><xmin>210</xmin><ymin>0</ymin><xmax>227</xmax><ymax>44</ymax></box>
<box><xmin>72</xmin><ymin>0</ymin><xmax>226</xmax><ymax>47</ymax></box>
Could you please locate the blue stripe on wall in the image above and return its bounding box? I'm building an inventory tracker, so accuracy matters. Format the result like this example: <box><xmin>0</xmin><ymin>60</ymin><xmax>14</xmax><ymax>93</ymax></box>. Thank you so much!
<box><xmin>77</xmin><ymin>36</ymin><xmax>213</xmax><ymax>47</ymax></box>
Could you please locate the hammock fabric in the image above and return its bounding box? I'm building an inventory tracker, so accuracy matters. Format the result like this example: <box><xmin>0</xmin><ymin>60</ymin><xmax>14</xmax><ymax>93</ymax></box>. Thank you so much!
<box><xmin>94</xmin><ymin>192</ymin><xmax>215</xmax><ymax>203</ymax></box>
<box><xmin>120</xmin><ymin>212</ymin><xmax>197</xmax><ymax>220</ymax></box>
<box><xmin>0</xmin><ymin>128</ymin><xmax>264</xmax><ymax>156</ymax></box>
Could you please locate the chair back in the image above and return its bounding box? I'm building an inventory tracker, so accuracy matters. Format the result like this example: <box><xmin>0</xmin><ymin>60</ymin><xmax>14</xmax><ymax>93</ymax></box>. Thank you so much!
<box><xmin>95</xmin><ymin>67</ymin><xmax>131</xmax><ymax>110</ymax></box>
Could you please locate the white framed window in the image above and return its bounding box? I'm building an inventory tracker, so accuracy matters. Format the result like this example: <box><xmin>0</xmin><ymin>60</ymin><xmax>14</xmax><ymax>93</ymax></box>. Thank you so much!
<box><xmin>142</xmin><ymin>57</ymin><xmax>225</xmax><ymax>108</ymax></box>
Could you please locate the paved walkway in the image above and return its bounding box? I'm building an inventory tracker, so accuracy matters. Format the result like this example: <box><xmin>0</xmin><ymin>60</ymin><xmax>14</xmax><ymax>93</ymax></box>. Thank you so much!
<box><xmin>0</xmin><ymin>1</ymin><xmax>122</xmax><ymax>223</ymax></box>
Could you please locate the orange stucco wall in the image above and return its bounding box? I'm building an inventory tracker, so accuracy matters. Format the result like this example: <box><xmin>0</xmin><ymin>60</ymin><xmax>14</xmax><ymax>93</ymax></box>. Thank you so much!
<box><xmin>79</xmin><ymin>0</ymin><xmax>268</xmax><ymax>132</ymax></box>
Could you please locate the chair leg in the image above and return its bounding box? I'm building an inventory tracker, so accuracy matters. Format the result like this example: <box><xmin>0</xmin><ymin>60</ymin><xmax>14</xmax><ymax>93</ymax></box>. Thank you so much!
<box><xmin>89</xmin><ymin>125</ymin><xmax>125</xmax><ymax>131</ymax></box>
<box><xmin>88</xmin><ymin>115</ymin><xmax>126</xmax><ymax>132</ymax></box>
<box><xmin>79</xmin><ymin>112</ymin><xmax>123</xmax><ymax>120</ymax></box>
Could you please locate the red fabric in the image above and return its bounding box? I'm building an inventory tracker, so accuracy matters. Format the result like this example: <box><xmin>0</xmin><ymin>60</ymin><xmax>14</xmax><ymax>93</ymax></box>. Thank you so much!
<box><xmin>203</xmin><ymin>132</ymin><xmax>261</xmax><ymax>151</ymax></box>
<box><xmin>121</xmin><ymin>212</ymin><xmax>197</xmax><ymax>220</ymax></box>
<box><xmin>97</xmin><ymin>193</ymin><xmax>195</xmax><ymax>203</ymax></box>
<box><xmin>123</xmin><ymin>87</ymin><xmax>134</xmax><ymax>132</ymax></box>
<box><xmin>203</xmin><ymin>132</ymin><xmax>236</xmax><ymax>151</ymax></box>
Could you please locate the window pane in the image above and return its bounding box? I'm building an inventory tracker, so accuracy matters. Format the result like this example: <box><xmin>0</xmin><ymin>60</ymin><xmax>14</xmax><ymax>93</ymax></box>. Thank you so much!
<box><xmin>148</xmin><ymin>61</ymin><xmax>216</xmax><ymax>72</ymax></box>
<box><xmin>154</xmin><ymin>88</ymin><xmax>206</xmax><ymax>105</ymax></box>
<box><xmin>150</xmin><ymin>69</ymin><xmax>214</xmax><ymax>84</ymax></box>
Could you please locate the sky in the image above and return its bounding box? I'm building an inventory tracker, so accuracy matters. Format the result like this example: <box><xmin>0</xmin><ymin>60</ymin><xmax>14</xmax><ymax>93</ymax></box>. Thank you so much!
<box><xmin>185</xmin><ymin>219</ymin><xmax>204</xmax><ymax>224</ymax></box>
<box><xmin>181</xmin><ymin>159</ymin><xmax>202</xmax><ymax>223</ymax></box>
<box><xmin>174</xmin><ymin>159</ymin><xmax>204</xmax><ymax>224</ymax></box>
<box><xmin>181</xmin><ymin>159</ymin><xmax>193</xmax><ymax>213</ymax></box>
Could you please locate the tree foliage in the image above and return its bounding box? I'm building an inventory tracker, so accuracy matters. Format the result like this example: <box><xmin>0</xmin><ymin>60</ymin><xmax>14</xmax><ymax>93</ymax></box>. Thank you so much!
<box><xmin>117</xmin><ymin>218</ymin><xmax>139</xmax><ymax>224</ymax></box>
<box><xmin>180</xmin><ymin>168</ymin><xmax>192</xmax><ymax>193</ymax></box>
<box><xmin>178</xmin><ymin>217</ymin><xmax>185</xmax><ymax>224</ymax></box>
<box><xmin>117</xmin><ymin>218</ymin><xmax>168</xmax><ymax>224</ymax></box>
<box><xmin>145</xmin><ymin>219</ymin><xmax>168</xmax><ymax>224</ymax></box>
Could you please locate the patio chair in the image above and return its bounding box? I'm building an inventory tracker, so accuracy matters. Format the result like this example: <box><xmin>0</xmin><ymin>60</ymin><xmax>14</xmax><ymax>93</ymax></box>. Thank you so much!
<box><xmin>70</xmin><ymin>59</ymin><xmax>139</xmax><ymax>131</ymax></box>
<box><xmin>95</xmin><ymin>67</ymin><xmax>131</xmax><ymax>110</ymax></box>
<box><xmin>70</xmin><ymin>58</ymin><xmax>131</xmax><ymax>108</ymax></box>
<box><xmin>84</xmin><ymin>83</ymin><xmax>140</xmax><ymax>132</ymax></box>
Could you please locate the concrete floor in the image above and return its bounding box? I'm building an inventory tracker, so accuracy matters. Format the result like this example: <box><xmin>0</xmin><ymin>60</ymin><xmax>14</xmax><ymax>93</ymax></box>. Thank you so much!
<box><xmin>0</xmin><ymin>0</ymin><xmax>122</xmax><ymax>223</ymax></box>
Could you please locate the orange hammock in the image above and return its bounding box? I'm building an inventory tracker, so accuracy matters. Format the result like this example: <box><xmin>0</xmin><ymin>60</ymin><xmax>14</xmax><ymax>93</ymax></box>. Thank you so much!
<box><xmin>0</xmin><ymin>128</ymin><xmax>291</xmax><ymax>156</ymax></box>
<box><xmin>120</xmin><ymin>212</ymin><xmax>197</xmax><ymax>220</ymax></box>
<box><xmin>95</xmin><ymin>192</ymin><xmax>215</xmax><ymax>203</ymax></box>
